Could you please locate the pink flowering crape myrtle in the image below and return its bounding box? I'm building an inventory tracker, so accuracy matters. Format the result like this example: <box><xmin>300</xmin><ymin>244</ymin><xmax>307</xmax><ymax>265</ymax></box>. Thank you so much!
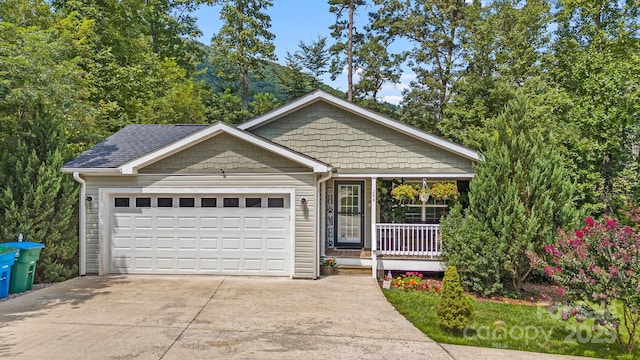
<box><xmin>528</xmin><ymin>213</ymin><xmax>640</xmax><ymax>353</ymax></box>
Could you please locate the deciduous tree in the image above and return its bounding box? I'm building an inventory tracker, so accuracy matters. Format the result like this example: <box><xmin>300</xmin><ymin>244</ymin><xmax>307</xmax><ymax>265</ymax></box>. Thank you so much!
<box><xmin>529</xmin><ymin>210</ymin><xmax>640</xmax><ymax>353</ymax></box>
<box><xmin>552</xmin><ymin>0</ymin><xmax>640</xmax><ymax>215</ymax></box>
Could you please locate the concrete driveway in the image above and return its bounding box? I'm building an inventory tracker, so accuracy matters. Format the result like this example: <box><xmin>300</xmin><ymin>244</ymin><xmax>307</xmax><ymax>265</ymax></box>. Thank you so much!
<box><xmin>0</xmin><ymin>275</ymin><xmax>601</xmax><ymax>359</ymax></box>
<box><xmin>0</xmin><ymin>275</ymin><xmax>450</xmax><ymax>359</ymax></box>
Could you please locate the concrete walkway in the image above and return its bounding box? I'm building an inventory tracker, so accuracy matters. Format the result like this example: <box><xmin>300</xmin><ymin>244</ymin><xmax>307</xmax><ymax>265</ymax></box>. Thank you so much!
<box><xmin>0</xmin><ymin>275</ymin><xmax>601</xmax><ymax>359</ymax></box>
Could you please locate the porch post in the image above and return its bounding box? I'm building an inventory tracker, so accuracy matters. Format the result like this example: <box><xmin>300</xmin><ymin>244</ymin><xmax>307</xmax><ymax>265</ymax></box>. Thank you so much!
<box><xmin>320</xmin><ymin>180</ymin><xmax>326</xmax><ymax>257</ymax></box>
<box><xmin>371</xmin><ymin>176</ymin><xmax>377</xmax><ymax>279</ymax></box>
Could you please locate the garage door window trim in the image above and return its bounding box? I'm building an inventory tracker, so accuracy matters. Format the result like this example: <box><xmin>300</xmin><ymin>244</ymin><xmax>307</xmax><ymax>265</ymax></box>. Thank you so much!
<box><xmin>268</xmin><ymin>198</ymin><xmax>285</xmax><ymax>208</ymax></box>
<box><xmin>201</xmin><ymin>198</ymin><xmax>217</xmax><ymax>207</ymax></box>
<box><xmin>179</xmin><ymin>197</ymin><xmax>195</xmax><ymax>207</ymax></box>
<box><xmin>157</xmin><ymin>197</ymin><xmax>173</xmax><ymax>207</ymax></box>
<box><xmin>135</xmin><ymin>197</ymin><xmax>151</xmax><ymax>208</ymax></box>
<box><xmin>114</xmin><ymin>197</ymin><xmax>130</xmax><ymax>207</ymax></box>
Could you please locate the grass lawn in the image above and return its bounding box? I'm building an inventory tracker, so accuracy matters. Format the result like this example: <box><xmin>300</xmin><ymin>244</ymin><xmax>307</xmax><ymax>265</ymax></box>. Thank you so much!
<box><xmin>383</xmin><ymin>289</ymin><xmax>639</xmax><ymax>359</ymax></box>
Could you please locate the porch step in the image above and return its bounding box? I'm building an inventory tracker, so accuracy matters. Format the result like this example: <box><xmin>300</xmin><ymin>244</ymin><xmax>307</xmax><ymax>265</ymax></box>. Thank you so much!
<box><xmin>337</xmin><ymin>265</ymin><xmax>371</xmax><ymax>276</ymax></box>
<box><xmin>326</xmin><ymin>249</ymin><xmax>371</xmax><ymax>258</ymax></box>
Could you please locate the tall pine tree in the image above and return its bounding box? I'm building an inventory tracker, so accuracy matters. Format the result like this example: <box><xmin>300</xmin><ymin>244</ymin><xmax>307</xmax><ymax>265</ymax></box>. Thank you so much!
<box><xmin>0</xmin><ymin>106</ymin><xmax>79</xmax><ymax>283</ymax></box>
<box><xmin>210</xmin><ymin>0</ymin><xmax>276</xmax><ymax>112</ymax></box>
<box><xmin>463</xmin><ymin>96</ymin><xmax>578</xmax><ymax>295</ymax></box>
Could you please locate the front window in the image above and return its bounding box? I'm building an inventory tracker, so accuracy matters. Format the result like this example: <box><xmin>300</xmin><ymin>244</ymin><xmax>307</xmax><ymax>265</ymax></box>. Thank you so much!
<box><xmin>378</xmin><ymin>179</ymin><xmax>463</xmax><ymax>224</ymax></box>
<box><xmin>405</xmin><ymin>197</ymin><xmax>450</xmax><ymax>224</ymax></box>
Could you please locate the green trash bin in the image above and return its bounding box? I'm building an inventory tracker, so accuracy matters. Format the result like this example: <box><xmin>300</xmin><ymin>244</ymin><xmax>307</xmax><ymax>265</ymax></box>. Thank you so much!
<box><xmin>2</xmin><ymin>241</ymin><xmax>45</xmax><ymax>293</ymax></box>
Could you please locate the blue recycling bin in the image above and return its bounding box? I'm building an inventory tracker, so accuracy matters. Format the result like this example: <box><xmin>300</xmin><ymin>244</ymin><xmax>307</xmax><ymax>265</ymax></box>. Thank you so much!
<box><xmin>0</xmin><ymin>245</ymin><xmax>19</xmax><ymax>298</ymax></box>
<box><xmin>2</xmin><ymin>242</ymin><xmax>45</xmax><ymax>293</ymax></box>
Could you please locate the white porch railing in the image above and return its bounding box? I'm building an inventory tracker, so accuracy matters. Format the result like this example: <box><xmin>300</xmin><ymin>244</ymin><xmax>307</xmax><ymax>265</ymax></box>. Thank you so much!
<box><xmin>376</xmin><ymin>223</ymin><xmax>441</xmax><ymax>258</ymax></box>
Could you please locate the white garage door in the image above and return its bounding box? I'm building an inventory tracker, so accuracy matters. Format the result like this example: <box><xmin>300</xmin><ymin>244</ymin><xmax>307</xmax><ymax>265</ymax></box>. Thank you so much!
<box><xmin>109</xmin><ymin>193</ymin><xmax>291</xmax><ymax>276</ymax></box>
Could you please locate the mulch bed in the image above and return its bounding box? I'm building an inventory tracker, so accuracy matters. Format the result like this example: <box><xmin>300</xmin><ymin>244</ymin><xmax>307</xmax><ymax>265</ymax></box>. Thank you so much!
<box><xmin>382</xmin><ymin>270</ymin><xmax>565</xmax><ymax>306</ymax></box>
<box><xmin>471</xmin><ymin>283</ymin><xmax>567</xmax><ymax>306</ymax></box>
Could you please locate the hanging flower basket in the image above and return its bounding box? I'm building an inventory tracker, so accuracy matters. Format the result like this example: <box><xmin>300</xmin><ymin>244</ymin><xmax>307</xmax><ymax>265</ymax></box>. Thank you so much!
<box><xmin>391</xmin><ymin>184</ymin><xmax>418</xmax><ymax>202</ymax></box>
<box><xmin>429</xmin><ymin>182</ymin><xmax>459</xmax><ymax>201</ymax></box>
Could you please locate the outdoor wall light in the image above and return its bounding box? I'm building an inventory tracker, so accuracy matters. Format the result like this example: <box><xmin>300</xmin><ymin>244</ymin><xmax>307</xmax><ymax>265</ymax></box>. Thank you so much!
<box><xmin>85</xmin><ymin>196</ymin><xmax>93</xmax><ymax>202</ymax></box>
<box><xmin>300</xmin><ymin>197</ymin><xmax>307</xmax><ymax>205</ymax></box>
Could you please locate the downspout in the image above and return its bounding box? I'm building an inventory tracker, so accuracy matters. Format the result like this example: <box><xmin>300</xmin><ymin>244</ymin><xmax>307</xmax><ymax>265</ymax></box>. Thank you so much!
<box><xmin>72</xmin><ymin>172</ymin><xmax>87</xmax><ymax>276</ymax></box>
<box><xmin>316</xmin><ymin>170</ymin><xmax>333</xmax><ymax>278</ymax></box>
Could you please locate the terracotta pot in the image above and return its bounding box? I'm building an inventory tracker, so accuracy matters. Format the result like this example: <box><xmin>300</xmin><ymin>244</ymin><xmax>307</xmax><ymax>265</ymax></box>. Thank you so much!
<box><xmin>320</xmin><ymin>266</ymin><xmax>338</xmax><ymax>276</ymax></box>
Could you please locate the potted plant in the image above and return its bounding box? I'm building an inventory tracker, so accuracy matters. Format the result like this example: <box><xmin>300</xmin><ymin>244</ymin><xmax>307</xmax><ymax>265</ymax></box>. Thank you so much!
<box><xmin>390</xmin><ymin>184</ymin><xmax>418</xmax><ymax>203</ymax></box>
<box><xmin>419</xmin><ymin>186</ymin><xmax>431</xmax><ymax>203</ymax></box>
<box><xmin>429</xmin><ymin>182</ymin><xmax>459</xmax><ymax>201</ymax></box>
<box><xmin>320</xmin><ymin>256</ymin><xmax>338</xmax><ymax>275</ymax></box>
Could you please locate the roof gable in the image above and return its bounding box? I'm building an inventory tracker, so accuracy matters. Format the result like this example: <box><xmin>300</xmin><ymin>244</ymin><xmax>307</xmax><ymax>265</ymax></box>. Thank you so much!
<box><xmin>139</xmin><ymin>132</ymin><xmax>312</xmax><ymax>174</ymax></box>
<box><xmin>62</xmin><ymin>124</ymin><xmax>208</xmax><ymax>171</ymax></box>
<box><xmin>238</xmin><ymin>90</ymin><xmax>480</xmax><ymax>162</ymax></box>
<box><xmin>250</xmin><ymin>101</ymin><xmax>475</xmax><ymax>174</ymax></box>
<box><xmin>63</xmin><ymin>122</ymin><xmax>331</xmax><ymax>174</ymax></box>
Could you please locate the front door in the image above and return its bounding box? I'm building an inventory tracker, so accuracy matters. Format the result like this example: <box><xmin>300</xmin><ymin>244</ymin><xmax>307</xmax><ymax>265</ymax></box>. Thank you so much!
<box><xmin>335</xmin><ymin>181</ymin><xmax>364</xmax><ymax>248</ymax></box>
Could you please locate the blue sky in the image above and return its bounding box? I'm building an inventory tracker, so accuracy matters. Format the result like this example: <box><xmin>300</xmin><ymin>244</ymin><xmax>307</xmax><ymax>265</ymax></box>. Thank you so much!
<box><xmin>193</xmin><ymin>2</ymin><xmax>408</xmax><ymax>104</ymax></box>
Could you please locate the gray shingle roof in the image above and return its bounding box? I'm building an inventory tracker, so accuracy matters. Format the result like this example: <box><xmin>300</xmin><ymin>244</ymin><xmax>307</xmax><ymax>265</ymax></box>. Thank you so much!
<box><xmin>63</xmin><ymin>124</ymin><xmax>208</xmax><ymax>169</ymax></box>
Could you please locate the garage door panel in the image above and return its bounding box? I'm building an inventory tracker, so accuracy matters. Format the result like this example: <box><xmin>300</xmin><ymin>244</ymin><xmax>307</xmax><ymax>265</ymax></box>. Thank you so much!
<box><xmin>244</xmin><ymin>238</ymin><xmax>263</xmax><ymax>250</ymax></box>
<box><xmin>178</xmin><ymin>237</ymin><xmax>196</xmax><ymax>250</ymax></box>
<box><xmin>113</xmin><ymin>236</ymin><xmax>133</xmax><ymax>249</ymax></box>
<box><xmin>244</xmin><ymin>217</ymin><xmax>262</xmax><ymax>229</ymax></box>
<box><xmin>178</xmin><ymin>258</ymin><xmax>196</xmax><ymax>270</ymax></box>
<box><xmin>222</xmin><ymin>217</ymin><xmax>241</xmax><ymax>229</ymax></box>
<box><xmin>244</xmin><ymin>258</ymin><xmax>263</xmax><ymax>271</ymax></box>
<box><xmin>200</xmin><ymin>258</ymin><xmax>218</xmax><ymax>270</ymax></box>
<box><xmin>266</xmin><ymin>238</ymin><xmax>286</xmax><ymax>251</ymax></box>
<box><xmin>134</xmin><ymin>257</ymin><xmax>154</xmax><ymax>270</ymax></box>
<box><xmin>156</xmin><ymin>237</ymin><xmax>174</xmax><ymax>249</ymax></box>
<box><xmin>200</xmin><ymin>217</ymin><xmax>218</xmax><ymax>230</ymax></box>
<box><xmin>177</xmin><ymin>217</ymin><xmax>197</xmax><ymax>229</ymax></box>
<box><xmin>266</xmin><ymin>259</ymin><xmax>286</xmax><ymax>272</ymax></box>
<box><xmin>112</xmin><ymin>257</ymin><xmax>131</xmax><ymax>270</ymax></box>
<box><xmin>221</xmin><ymin>238</ymin><xmax>241</xmax><ymax>250</ymax></box>
<box><xmin>200</xmin><ymin>237</ymin><xmax>218</xmax><ymax>249</ymax></box>
<box><xmin>157</xmin><ymin>217</ymin><xmax>175</xmax><ymax>230</ymax></box>
<box><xmin>134</xmin><ymin>217</ymin><xmax>153</xmax><ymax>230</ymax></box>
<box><xmin>266</xmin><ymin>217</ymin><xmax>286</xmax><ymax>230</ymax></box>
<box><xmin>113</xmin><ymin>216</ymin><xmax>133</xmax><ymax>230</ymax></box>
<box><xmin>222</xmin><ymin>258</ymin><xmax>240</xmax><ymax>271</ymax></box>
<box><xmin>134</xmin><ymin>237</ymin><xmax>153</xmax><ymax>249</ymax></box>
<box><xmin>110</xmin><ymin>193</ymin><xmax>291</xmax><ymax>276</ymax></box>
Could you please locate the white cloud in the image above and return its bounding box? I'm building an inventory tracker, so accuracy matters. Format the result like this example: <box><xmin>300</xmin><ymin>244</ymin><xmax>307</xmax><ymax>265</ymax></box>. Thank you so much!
<box><xmin>380</xmin><ymin>95</ymin><xmax>403</xmax><ymax>106</ymax></box>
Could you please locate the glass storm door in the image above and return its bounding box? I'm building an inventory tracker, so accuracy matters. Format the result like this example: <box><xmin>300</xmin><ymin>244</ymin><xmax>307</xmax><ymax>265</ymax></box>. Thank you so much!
<box><xmin>335</xmin><ymin>181</ymin><xmax>364</xmax><ymax>248</ymax></box>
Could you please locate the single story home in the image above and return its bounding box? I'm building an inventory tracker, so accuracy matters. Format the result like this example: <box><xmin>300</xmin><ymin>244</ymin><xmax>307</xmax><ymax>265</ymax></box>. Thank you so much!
<box><xmin>63</xmin><ymin>90</ymin><xmax>479</xmax><ymax>279</ymax></box>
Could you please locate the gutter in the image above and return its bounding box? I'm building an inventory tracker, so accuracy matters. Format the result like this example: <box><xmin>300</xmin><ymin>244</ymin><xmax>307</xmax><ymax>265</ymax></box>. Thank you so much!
<box><xmin>316</xmin><ymin>171</ymin><xmax>333</xmax><ymax>278</ymax></box>
<box><xmin>72</xmin><ymin>172</ymin><xmax>87</xmax><ymax>276</ymax></box>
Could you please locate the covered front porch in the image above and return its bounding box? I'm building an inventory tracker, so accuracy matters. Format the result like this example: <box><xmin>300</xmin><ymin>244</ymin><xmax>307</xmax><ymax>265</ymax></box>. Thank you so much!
<box><xmin>320</xmin><ymin>175</ymin><xmax>470</xmax><ymax>278</ymax></box>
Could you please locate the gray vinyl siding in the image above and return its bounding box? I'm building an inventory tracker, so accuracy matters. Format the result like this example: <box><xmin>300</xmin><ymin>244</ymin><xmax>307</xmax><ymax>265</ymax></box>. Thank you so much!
<box><xmin>253</xmin><ymin>101</ymin><xmax>474</xmax><ymax>174</ymax></box>
<box><xmin>82</xmin><ymin>173</ymin><xmax>317</xmax><ymax>278</ymax></box>
<box><xmin>140</xmin><ymin>133</ymin><xmax>308</xmax><ymax>174</ymax></box>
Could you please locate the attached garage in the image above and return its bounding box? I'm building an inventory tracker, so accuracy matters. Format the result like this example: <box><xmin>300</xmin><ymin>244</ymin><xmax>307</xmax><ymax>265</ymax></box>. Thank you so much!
<box><xmin>64</xmin><ymin>121</ymin><xmax>330</xmax><ymax>278</ymax></box>
<box><xmin>108</xmin><ymin>193</ymin><xmax>292</xmax><ymax>276</ymax></box>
